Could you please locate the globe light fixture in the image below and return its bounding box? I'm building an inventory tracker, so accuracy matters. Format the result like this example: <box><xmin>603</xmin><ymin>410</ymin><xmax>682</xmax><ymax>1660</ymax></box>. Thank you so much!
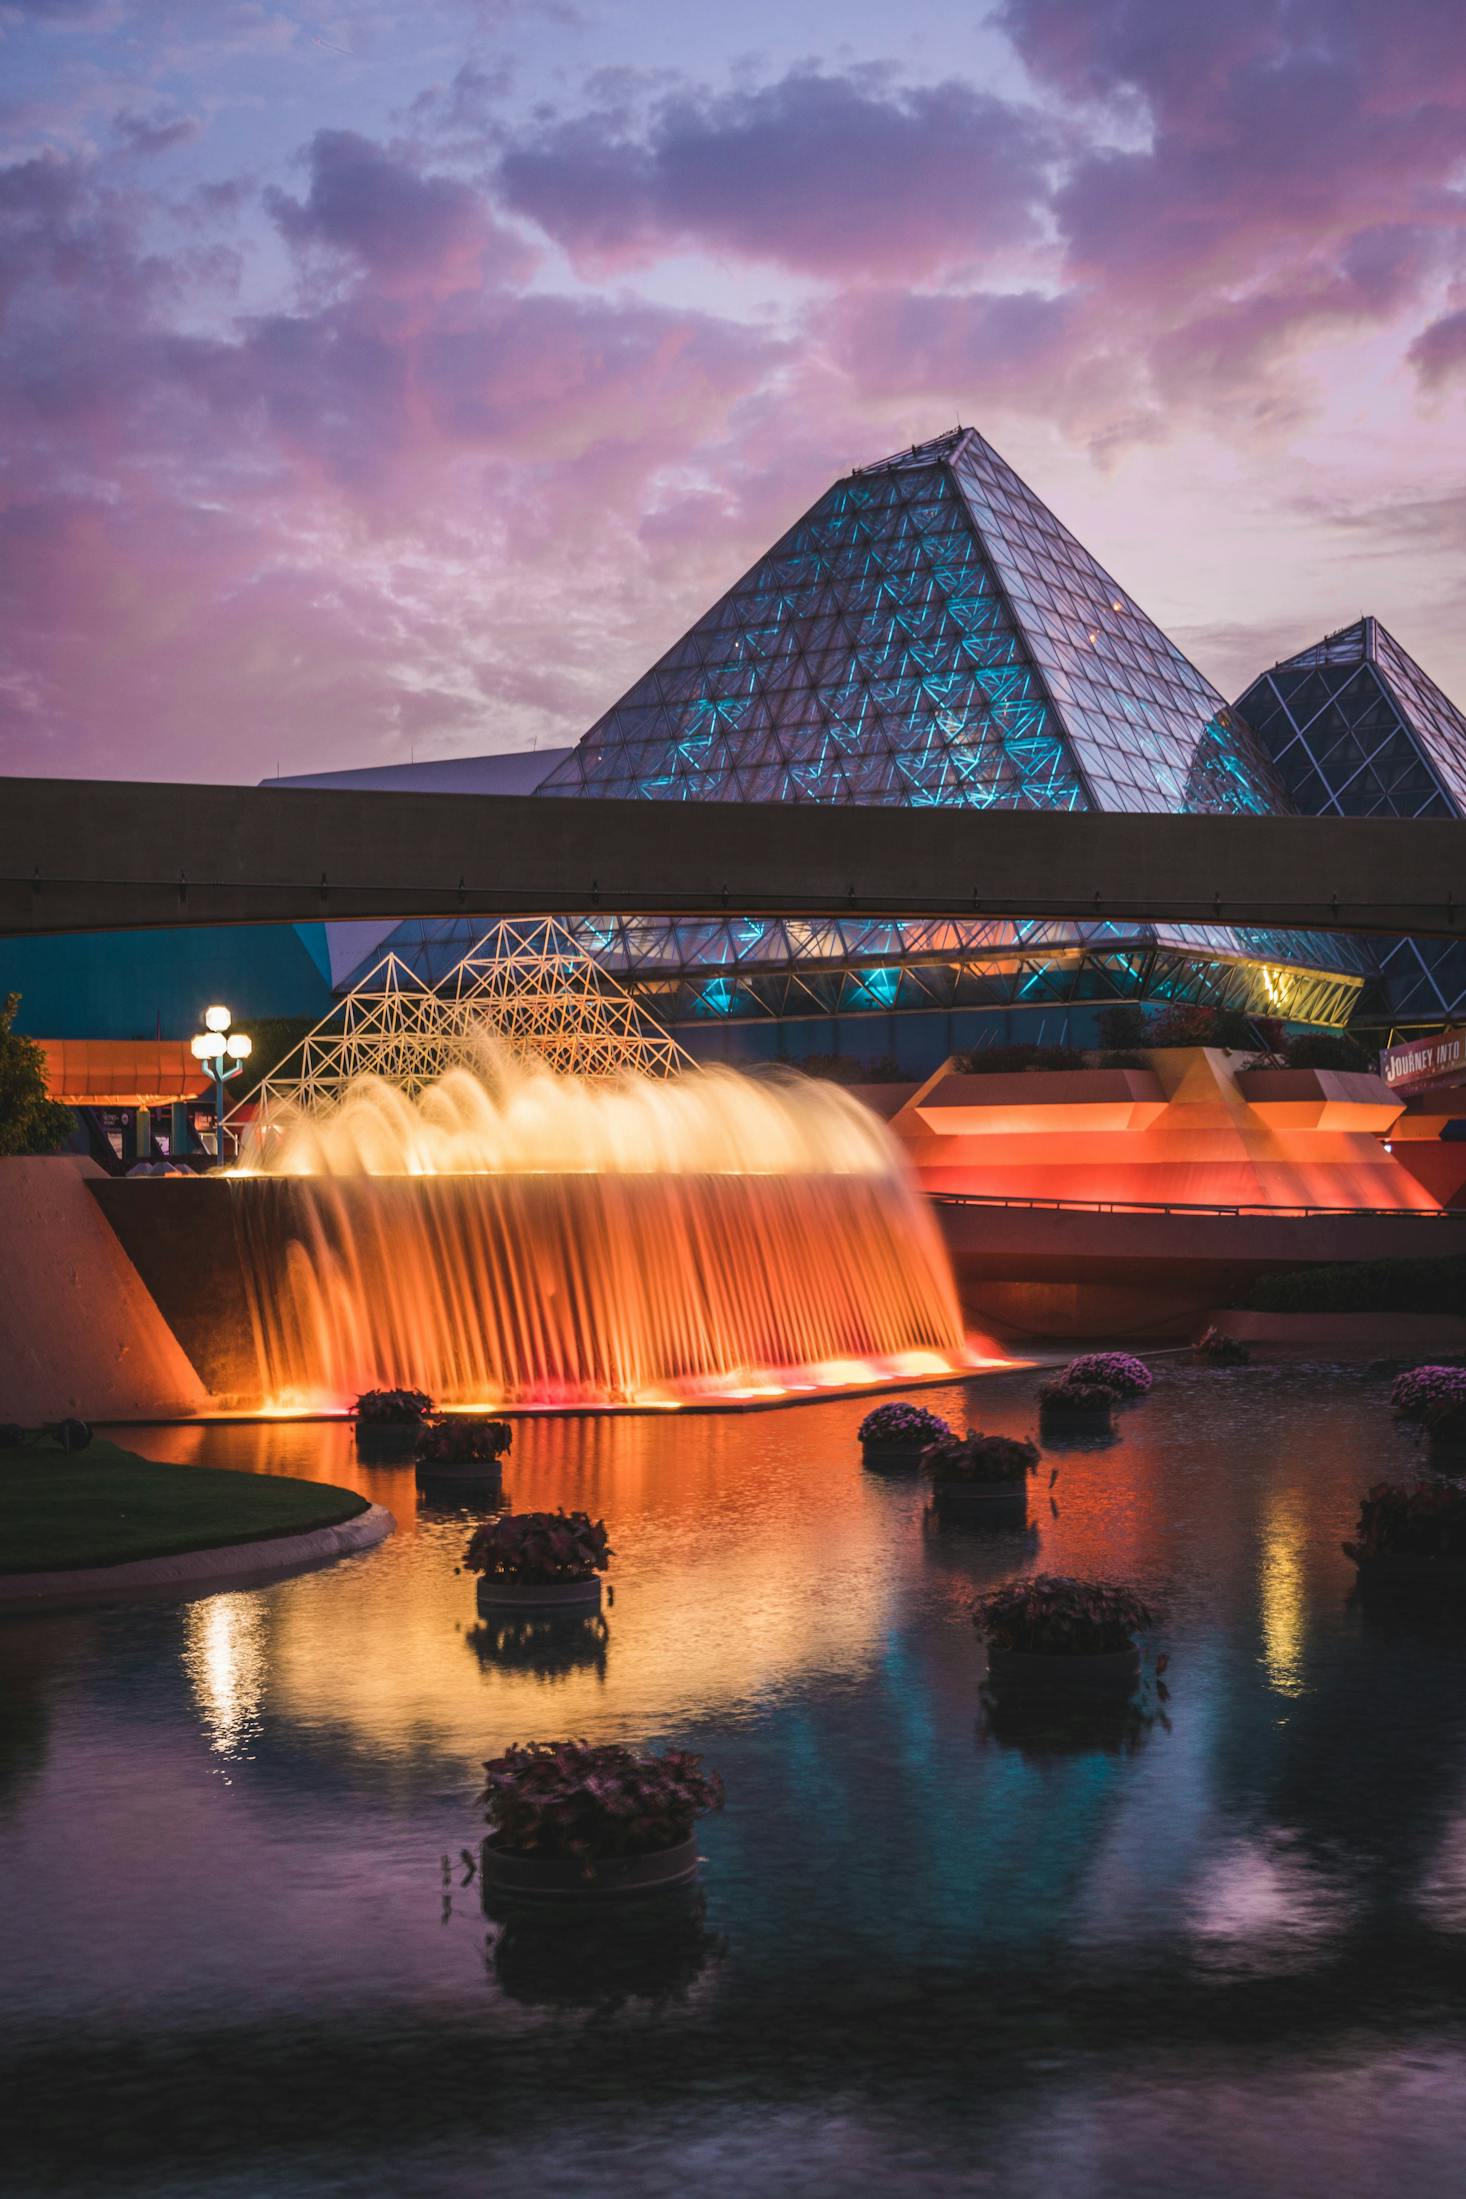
<box><xmin>190</xmin><ymin>1004</ymin><xmax>251</xmax><ymax>1162</ymax></box>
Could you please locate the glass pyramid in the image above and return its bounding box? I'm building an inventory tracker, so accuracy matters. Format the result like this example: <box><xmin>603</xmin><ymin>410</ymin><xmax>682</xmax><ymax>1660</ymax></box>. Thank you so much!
<box><xmin>538</xmin><ymin>427</ymin><xmax>1286</xmax><ymax>817</ymax></box>
<box><xmin>349</xmin><ymin>428</ymin><xmax>1363</xmax><ymax>1033</ymax></box>
<box><xmin>1236</xmin><ymin>617</ymin><xmax>1466</xmax><ymax>1023</ymax></box>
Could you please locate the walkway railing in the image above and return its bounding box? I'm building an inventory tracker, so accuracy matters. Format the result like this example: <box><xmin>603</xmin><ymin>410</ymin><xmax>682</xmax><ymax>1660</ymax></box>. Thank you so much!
<box><xmin>930</xmin><ymin>1191</ymin><xmax>1466</xmax><ymax>1222</ymax></box>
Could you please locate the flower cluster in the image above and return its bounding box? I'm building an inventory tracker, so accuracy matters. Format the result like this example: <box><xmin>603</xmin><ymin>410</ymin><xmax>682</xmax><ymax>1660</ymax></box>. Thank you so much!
<box><xmin>923</xmin><ymin>1430</ymin><xmax>1039</xmax><ymax>1486</ymax></box>
<box><xmin>416</xmin><ymin>1416</ymin><xmax>513</xmax><ymax>1465</ymax></box>
<box><xmin>1064</xmin><ymin>1352</ymin><xmax>1153</xmax><ymax>1396</ymax></box>
<box><xmin>465</xmin><ymin>1509</ymin><xmax>611</xmax><ymax>1586</ymax></box>
<box><xmin>354</xmin><ymin>1387</ymin><xmax>433</xmax><ymax>1425</ymax></box>
<box><xmin>480</xmin><ymin>1740</ymin><xmax>724</xmax><ymax>1865</ymax></box>
<box><xmin>973</xmin><ymin>1574</ymin><xmax>1156</xmax><ymax>1656</ymax></box>
<box><xmin>1351</xmin><ymin>1480</ymin><xmax>1466</xmax><ymax>1559</ymax></box>
<box><xmin>1391</xmin><ymin>1365</ymin><xmax>1466</xmax><ymax>1422</ymax></box>
<box><xmin>858</xmin><ymin>1402</ymin><xmax>953</xmax><ymax>1447</ymax></box>
<box><xmin>1038</xmin><ymin>1378</ymin><xmax>1117</xmax><ymax>1411</ymax></box>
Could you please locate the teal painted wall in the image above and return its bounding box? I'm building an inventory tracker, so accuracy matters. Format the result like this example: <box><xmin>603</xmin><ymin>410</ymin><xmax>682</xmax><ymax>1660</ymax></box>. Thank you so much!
<box><xmin>0</xmin><ymin>924</ymin><xmax>335</xmax><ymax>1039</ymax></box>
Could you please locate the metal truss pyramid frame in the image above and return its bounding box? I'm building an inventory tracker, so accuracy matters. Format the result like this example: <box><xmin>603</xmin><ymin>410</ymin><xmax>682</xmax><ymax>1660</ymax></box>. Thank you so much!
<box><xmin>239</xmin><ymin>921</ymin><xmax>689</xmax><ymax>1138</ymax></box>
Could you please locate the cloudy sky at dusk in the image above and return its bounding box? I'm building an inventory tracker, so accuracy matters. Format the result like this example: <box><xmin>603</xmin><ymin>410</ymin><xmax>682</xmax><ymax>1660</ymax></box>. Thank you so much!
<box><xmin>3</xmin><ymin>0</ymin><xmax>1465</xmax><ymax>785</ymax></box>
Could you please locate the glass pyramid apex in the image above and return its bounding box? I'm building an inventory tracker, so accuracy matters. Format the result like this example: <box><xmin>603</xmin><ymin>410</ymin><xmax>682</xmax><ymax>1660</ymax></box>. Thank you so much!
<box><xmin>538</xmin><ymin>425</ymin><xmax>1286</xmax><ymax>818</ymax></box>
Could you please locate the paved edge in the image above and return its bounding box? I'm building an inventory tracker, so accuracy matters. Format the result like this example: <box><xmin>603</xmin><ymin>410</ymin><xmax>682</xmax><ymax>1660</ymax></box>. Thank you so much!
<box><xmin>0</xmin><ymin>1501</ymin><xmax>395</xmax><ymax>1607</ymax></box>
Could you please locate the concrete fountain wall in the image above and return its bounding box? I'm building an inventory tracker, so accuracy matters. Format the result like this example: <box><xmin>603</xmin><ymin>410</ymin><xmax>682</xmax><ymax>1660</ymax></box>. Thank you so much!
<box><xmin>0</xmin><ymin>1158</ymin><xmax>208</xmax><ymax>1423</ymax></box>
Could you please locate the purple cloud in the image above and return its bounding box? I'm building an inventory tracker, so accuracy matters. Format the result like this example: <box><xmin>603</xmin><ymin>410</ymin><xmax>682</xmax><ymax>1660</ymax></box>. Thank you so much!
<box><xmin>1410</xmin><ymin>306</ymin><xmax>1466</xmax><ymax>387</ymax></box>
<box><xmin>269</xmin><ymin>129</ymin><xmax>532</xmax><ymax>291</ymax></box>
<box><xmin>499</xmin><ymin>69</ymin><xmax>1057</xmax><ymax>280</ymax></box>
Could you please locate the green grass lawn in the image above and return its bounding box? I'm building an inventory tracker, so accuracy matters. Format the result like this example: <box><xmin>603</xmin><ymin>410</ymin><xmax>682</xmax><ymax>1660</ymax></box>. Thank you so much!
<box><xmin>0</xmin><ymin>1439</ymin><xmax>368</xmax><ymax>1574</ymax></box>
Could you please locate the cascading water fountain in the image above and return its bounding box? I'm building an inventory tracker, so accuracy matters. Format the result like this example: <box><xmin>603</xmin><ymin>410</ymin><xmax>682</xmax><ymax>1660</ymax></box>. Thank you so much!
<box><xmin>231</xmin><ymin>1037</ymin><xmax>972</xmax><ymax>1409</ymax></box>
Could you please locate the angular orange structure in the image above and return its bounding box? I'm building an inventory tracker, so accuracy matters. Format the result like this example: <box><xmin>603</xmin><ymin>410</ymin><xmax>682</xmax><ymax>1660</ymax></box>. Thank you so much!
<box><xmin>884</xmin><ymin>1047</ymin><xmax>1457</xmax><ymax>1338</ymax></box>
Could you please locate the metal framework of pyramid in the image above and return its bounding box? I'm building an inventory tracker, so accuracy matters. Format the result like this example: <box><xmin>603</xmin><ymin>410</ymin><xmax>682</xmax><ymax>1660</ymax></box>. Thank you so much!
<box><xmin>1236</xmin><ymin>616</ymin><xmax>1466</xmax><ymax>1024</ymax></box>
<box><xmin>537</xmin><ymin>426</ymin><xmax>1286</xmax><ymax>818</ymax></box>
<box><xmin>240</xmin><ymin>921</ymin><xmax>688</xmax><ymax>1136</ymax></box>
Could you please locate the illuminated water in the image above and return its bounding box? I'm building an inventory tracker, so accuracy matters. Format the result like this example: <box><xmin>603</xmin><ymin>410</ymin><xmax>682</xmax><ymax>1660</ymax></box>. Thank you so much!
<box><xmin>235</xmin><ymin>1053</ymin><xmax>967</xmax><ymax>1406</ymax></box>
<box><xmin>5</xmin><ymin>1363</ymin><xmax>1466</xmax><ymax>2196</ymax></box>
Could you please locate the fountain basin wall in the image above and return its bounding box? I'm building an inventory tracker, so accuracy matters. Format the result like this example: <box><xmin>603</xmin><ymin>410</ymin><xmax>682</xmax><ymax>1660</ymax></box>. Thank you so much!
<box><xmin>0</xmin><ymin>1160</ymin><xmax>208</xmax><ymax>1423</ymax></box>
<box><xmin>91</xmin><ymin>1168</ymin><xmax>965</xmax><ymax>1409</ymax></box>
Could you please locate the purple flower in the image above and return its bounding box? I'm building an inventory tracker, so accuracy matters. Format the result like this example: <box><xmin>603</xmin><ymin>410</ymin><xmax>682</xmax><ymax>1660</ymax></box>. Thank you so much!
<box><xmin>1064</xmin><ymin>1353</ymin><xmax>1153</xmax><ymax>1396</ymax></box>
<box><xmin>859</xmin><ymin>1402</ymin><xmax>953</xmax><ymax>1446</ymax></box>
<box><xmin>1391</xmin><ymin>1365</ymin><xmax>1466</xmax><ymax>1422</ymax></box>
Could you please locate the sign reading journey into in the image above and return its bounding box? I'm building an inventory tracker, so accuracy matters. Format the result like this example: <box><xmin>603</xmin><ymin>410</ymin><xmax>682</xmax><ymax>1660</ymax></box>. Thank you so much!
<box><xmin>1381</xmin><ymin>1026</ymin><xmax>1466</xmax><ymax>1096</ymax></box>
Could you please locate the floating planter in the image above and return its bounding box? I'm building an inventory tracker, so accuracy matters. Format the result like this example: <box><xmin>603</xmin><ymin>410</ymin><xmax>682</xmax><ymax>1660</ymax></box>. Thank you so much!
<box><xmin>1195</xmin><ymin>1327</ymin><xmax>1251</xmax><ymax>1365</ymax></box>
<box><xmin>353</xmin><ymin>1387</ymin><xmax>433</xmax><ymax>1461</ymax></box>
<box><xmin>1344</xmin><ymin>1479</ymin><xmax>1466</xmax><ymax>1583</ymax></box>
<box><xmin>1391</xmin><ymin>1365</ymin><xmax>1466</xmax><ymax>1424</ymax></box>
<box><xmin>974</xmin><ymin>1574</ymin><xmax>1156</xmax><ymax>1691</ymax></box>
<box><xmin>466</xmin><ymin>1509</ymin><xmax>612</xmax><ymax>1613</ymax></box>
<box><xmin>1063</xmin><ymin>1351</ymin><xmax>1153</xmax><ymax>1398</ymax></box>
<box><xmin>1427</xmin><ymin>1397</ymin><xmax>1466</xmax><ymax>1464</ymax></box>
<box><xmin>924</xmin><ymin>1430</ymin><xmax>1039</xmax><ymax>1513</ymax></box>
<box><xmin>1037</xmin><ymin>1377</ymin><xmax>1118</xmax><ymax>1431</ymax></box>
<box><xmin>858</xmin><ymin>1401</ymin><xmax>953</xmax><ymax>1471</ymax></box>
<box><xmin>415</xmin><ymin>1415</ymin><xmax>512</xmax><ymax>1491</ymax></box>
<box><xmin>480</xmin><ymin>1739</ymin><xmax>723</xmax><ymax>1901</ymax></box>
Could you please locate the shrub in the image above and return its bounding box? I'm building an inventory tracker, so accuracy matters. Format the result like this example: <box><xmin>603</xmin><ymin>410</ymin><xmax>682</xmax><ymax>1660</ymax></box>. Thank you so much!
<box><xmin>858</xmin><ymin>1402</ymin><xmax>953</xmax><ymax>1447</ymax></box>
<box><xmin>1149</xmin><ymin>1001</ymin><xmax>1217</xmax><ymax>1046</ymax></box>
<box><xmin>1282</xmin><ymin>1030</ymin><xmax>1375</xmax><ymax>1073</ymax></box>
<box><xmin>416</xmin><ymin>1416</ymin><xmax>513</xmax><ymax>1464</ymax></box>
<box><xmin>954</xmin><ymin>1043</ymin><xmax>1086</xmax><ymax>1074</ymax></box>
<box><xmin>1392</xmin><ymin>1365</ymin><xmax>1466</xmax><ymax>1421</ymax></box>
<box><xmin>796</xmin><ymin>1053</ymin><xmax>910</xmax><ymax>1085</ymax></box>
<box><xmin>1195</xmin><ymin>1327</ymin><xmax>1251</xmax><ymax>1364</ymax></box>
<box><xmin>974</xmin><ymin>1574</ymin><xmax>1156</xmax><ymax>1655</ymax></box>
<box><xmin>923</xmin><ymin>1430</ymin><xmax>1039</xmax><ymax>1486</ymax></box>
<box><xmin>1097</xmin><ymin>1050</ymin><xmax>1152</xmax><ymax>1071</ymax></box>
<box><xmin>354</xmin><ymin>1387</ymin><xmax>433</xmax><ymax>1425</ymax></box>
<box><xmin>465</xmin><ymin>1509</ymin><xmax>611</xmax><ymax>1585</ymax></box>
<box><xmin>1095</xmin><ymin>1002</ymin><xmax>1149</xmax><ymax>1050</ymax></box>
<box><xmin>1038</xmin><ymin>1378</ymin><xmax>1118</xmax><ymax>1411</ymax></box>
<box><xmin>480</xmin><ymin>1740</ymin><xmax>723</xmax><ymax>1866</ymax></box>
<box><xmin>0</xmin><ymin>991</ymin><xmax>74</xmax><ymax>1156</ymax></box>
<box><xmin>1243</xmin><ymin>1258</ymin><xmax>1466</xmax><ymax>1317</ymax></box>
<box><xmin>1349</xmin><ymin>1481</ymin><xmax>1466</xmax><ymax>1559</ymax></box>
<box><xmin>1065</xmin><ymin>1351</ymin><xmax>1152</xmax><ymax>1396</ymax></box>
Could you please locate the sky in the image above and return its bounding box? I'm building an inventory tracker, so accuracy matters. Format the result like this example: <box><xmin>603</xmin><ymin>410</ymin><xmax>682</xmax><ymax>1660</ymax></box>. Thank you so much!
<box><xmin>1</xmin><ymin>0</ymin><xmax>1464</xmax><ymax>786</ymax></box>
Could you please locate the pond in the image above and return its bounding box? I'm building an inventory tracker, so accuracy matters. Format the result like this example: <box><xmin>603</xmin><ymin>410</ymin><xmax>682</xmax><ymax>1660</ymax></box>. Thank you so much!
<box><xmin>5</xmin><ymin>1361</ymin><xmax>1466</xmax><ymax>2197</ymax></box>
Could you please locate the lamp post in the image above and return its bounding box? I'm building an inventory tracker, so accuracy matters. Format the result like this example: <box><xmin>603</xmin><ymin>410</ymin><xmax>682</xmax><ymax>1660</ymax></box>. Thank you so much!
<box><xmin>190</xmin><ymin>1004</ymin><xmax>252</xmax><ymax>1165</ymax></box>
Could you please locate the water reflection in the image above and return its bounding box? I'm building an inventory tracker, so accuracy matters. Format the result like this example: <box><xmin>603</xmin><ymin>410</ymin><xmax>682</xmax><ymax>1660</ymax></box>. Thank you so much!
<box><xmin>484</xmin><ymin>1885</ymin><xmax>726</xmax><ymax>2018</ymax></box>
<box><xmin>468</xmin><ymin>1612</ymin><xmax>610</xmax><ymax>1685</ymax></box>
<box><xmin>183</xmin><ymin>1593</ymin><xmax>268</xmax><ymax>1761</ymax></box>
<box><xmin>1186</xmin><ymin>1829</ymin><xmax>1352</xmax><ymax>1977</ymax></box>
<box><xmin>1259</xmin><ymin>1490</ymin><xmax>1307</xmax><ymax>1697</ymax></box>
<box><xmin>5</xmin><ymin>1364</ymin><xmax>1466</xmax><ymax>2196</ymax></box>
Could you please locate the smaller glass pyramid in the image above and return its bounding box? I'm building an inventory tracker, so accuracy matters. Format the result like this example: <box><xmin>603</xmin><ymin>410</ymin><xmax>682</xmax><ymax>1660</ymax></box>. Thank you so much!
<box><xmin>1236</xmin><ymin>616</ymin><xmax>1466</xmax><ymax>1022</ymax></box>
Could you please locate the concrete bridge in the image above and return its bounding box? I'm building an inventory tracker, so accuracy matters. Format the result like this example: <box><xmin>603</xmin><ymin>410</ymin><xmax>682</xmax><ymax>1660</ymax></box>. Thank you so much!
<box><xmin>1</xmin><ymin>773</ymin><xmax>1463</xmax><ymax>939</ymax></box>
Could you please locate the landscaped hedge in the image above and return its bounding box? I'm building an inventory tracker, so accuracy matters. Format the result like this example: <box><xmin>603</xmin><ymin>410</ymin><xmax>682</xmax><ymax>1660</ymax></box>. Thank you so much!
<box><xmin>1238</xmin><ymin>1256</ymin><xmax>1466</xmax><ymax>1316</ymax></box>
